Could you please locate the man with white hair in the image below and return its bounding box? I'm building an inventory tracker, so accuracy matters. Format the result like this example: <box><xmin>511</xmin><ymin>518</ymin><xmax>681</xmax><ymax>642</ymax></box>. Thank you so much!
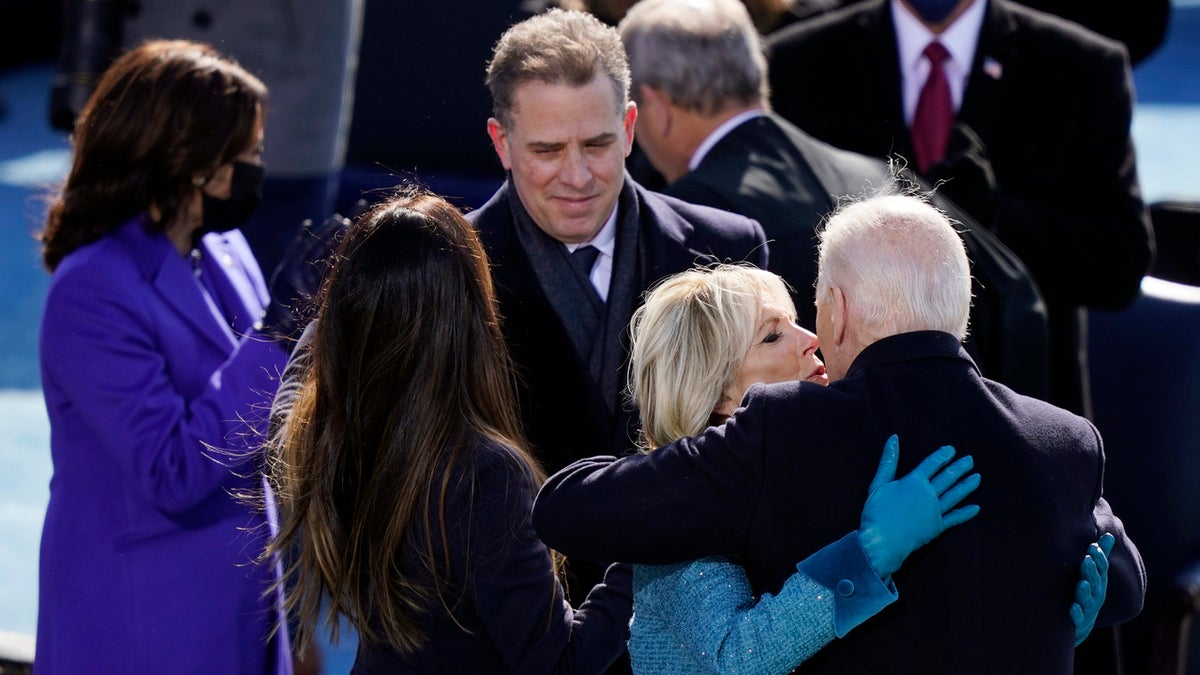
<box><xmin>534</xmin><ymin>193</ymin><xmax>1146</xmax><ymax>674</ymax></box>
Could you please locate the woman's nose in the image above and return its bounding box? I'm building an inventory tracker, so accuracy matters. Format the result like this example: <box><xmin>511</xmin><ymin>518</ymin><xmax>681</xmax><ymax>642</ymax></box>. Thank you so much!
<box><xmin>796</xmin><ymin>324</ymin><xmax>819</xmax><ymax>357</ymax></box>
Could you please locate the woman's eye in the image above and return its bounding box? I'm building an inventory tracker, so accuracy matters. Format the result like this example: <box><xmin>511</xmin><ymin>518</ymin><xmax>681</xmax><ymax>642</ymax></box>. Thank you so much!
<box><xmin>761</xmin><ymin>330</ymin><xmax>783</xmax><ymax>344</ymax></box>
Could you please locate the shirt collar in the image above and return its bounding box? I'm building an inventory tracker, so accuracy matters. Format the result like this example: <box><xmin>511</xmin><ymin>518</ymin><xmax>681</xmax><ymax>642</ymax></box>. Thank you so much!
<box><xmin>689</xmin><ymin>108</ymin><xmax>766</xmax><ymax>171</ymax></box>
<box><xmin>564</xmin><ymin>202</ymin><xmax>618</xmax><ymax>260</ymax></box>
<box><xmin>892</xmin><ymin>0</ymin><xmax>987</xmax><ymax>77</ymax></box>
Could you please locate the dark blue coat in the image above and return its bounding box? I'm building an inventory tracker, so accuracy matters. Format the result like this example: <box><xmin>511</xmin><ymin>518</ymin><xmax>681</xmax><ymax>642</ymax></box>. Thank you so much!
<box><xmin>351</xmin><ymin>437</ymin><xmax>633</xmax><ymax>673</ymax></box>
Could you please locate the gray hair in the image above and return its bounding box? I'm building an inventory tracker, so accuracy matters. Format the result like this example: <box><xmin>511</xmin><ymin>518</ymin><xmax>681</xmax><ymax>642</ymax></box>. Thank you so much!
<box><xmin>619</xmin><ymin>0</ymin><xmax>768</xmax><ymax>114</ymax></box>
<box><xmin>629</xmin><ymin>264</ymin><xmax>795</xmax><ymax>448</ymax></box>
<box><xmin>486</xmin><ymin>9</ymin><xmax>631</xmax><ymax>128</ymax></box>
<box><xmin>816</xmin><ymin>193</ymin><xmax>972</xmax><ymax>341</ymax></box>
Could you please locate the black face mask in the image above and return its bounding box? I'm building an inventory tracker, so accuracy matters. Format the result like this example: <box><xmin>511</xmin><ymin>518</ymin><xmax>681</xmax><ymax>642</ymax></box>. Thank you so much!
<box><xmin>905</xmin><ymin>0</ymin><xmax>962</xmax><ymax>24</ymax></box>
<box><xmin>200</xmin><ymin>161</ymin><xmax>264</xmax><ymax>233</ymax></box>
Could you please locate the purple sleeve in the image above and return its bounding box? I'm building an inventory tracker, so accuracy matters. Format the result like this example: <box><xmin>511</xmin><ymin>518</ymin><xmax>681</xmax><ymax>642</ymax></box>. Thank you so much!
<box><xmin>41</xmin><ymin>262</ymin><xmax>287</xmax><ymax>515</ymax></box>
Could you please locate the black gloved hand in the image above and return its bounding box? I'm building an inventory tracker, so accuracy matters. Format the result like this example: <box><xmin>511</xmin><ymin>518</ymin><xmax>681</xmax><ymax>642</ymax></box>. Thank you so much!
<box><xmin>924</xmin><ymin>123</ymin><xmax>997</xmax><ymax>226</ymax></box>
<box><xmin>259</xmin><ymin>213</ymin><xmax>350</xmax><ymax>350</ymax></box>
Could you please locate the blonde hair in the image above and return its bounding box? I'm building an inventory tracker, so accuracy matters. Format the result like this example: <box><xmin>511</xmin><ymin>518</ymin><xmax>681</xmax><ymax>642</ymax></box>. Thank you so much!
<box><xmin>629</xmin><ymin>264</ymin><xmax>794</xmax><ymax>448</ymax></box>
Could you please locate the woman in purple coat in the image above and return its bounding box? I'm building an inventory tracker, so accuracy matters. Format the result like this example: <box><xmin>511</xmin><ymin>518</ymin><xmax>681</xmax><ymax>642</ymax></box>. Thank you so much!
<box><xmin>35</xmin><ymin>40</ymin><xmax>336</xmax><ymax>673</ymax></box>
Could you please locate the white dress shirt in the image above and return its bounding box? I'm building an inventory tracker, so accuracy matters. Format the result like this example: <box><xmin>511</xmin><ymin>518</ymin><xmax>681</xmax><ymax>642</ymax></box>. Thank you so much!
<box><xmin>892</xmin><ymin>0</ymin><xmax>988</xmax><ymax>125</ymax></box>
<box><xmin>565</xmin><ymin>205</ymin><xmax>618</xmax><ymax>302</ymax></box>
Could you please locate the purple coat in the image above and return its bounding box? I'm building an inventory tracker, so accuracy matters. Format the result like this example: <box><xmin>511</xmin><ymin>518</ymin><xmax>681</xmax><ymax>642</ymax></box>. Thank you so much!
<box><xmin>36</xmin><ymin>216</ymin><xmax>291</xmax><ymax>674</ymax></box>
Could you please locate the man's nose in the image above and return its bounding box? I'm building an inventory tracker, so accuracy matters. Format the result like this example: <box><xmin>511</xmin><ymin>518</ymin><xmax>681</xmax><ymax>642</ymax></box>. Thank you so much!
<box><xmin>559</xmin><ymin>147</ymin><xmax>593</xmax><ymax>188</ymax></box>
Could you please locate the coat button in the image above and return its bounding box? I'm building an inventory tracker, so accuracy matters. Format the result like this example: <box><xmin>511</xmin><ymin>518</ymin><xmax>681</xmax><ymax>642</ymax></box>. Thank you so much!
<box><xmin>837</xmin><ymin>579</ymin><xmax>855</xmax><ymax>597</ymax></box>
<box><xmin>192</xmin><ymin>9</ymin><xmax>213</xmax><ymax>29</ymax></box>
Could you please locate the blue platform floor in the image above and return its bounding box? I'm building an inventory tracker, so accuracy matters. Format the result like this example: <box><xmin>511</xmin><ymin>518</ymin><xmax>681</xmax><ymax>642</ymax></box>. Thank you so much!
<box><xmin>2</xmin><ymin>3</ymin><xmax>1198</xmax><ymax>671</ymax></box>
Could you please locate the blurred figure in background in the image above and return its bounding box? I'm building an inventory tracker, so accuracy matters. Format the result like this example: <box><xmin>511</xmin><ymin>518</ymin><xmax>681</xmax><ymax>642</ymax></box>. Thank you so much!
<box><xmin>49</xmin><ymin>0</ymin><xmax>363</xmax><ymax>276</ymax></box>
<box><xmin>766</xmin><ymin>0</ymin><xmax>1155</xmax><ymax>421</ymax></box>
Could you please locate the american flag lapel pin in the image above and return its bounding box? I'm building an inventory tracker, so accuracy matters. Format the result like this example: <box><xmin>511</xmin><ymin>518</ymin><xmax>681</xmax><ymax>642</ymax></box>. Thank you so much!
<box><xmin>983</xmin><ymin>56</ymin><xmax>1003</xmax><ymax>80</ymax></box>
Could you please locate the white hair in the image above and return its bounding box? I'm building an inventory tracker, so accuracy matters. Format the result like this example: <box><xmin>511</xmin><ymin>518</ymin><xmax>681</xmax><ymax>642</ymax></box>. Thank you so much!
<box><xmin>815</xmin><ymin>194</ymin><xmax>972</xmax><ymax>341</ymax></box>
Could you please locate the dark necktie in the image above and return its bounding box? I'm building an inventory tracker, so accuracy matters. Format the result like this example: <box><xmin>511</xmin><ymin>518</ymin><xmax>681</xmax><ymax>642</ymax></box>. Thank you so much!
<box><xmin>911</xmin><ymin>41</ymin><xmax>953</xmax><ymax>174</ymax></box>
<box><xmin>570</xmin><ymin>244</ymin><xmax>600</xmax><ymax>278</ymax></box>
<box><xmin>570</xmin><ymin>244</ymin><xmax>602</xmax><ymax>302</ymax></box>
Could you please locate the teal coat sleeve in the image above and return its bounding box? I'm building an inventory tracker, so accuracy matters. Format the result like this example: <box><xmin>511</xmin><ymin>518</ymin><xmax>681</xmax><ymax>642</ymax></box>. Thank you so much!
<box><xmin>628</xmin><ymin>533</ymin><xmax>896</xmax><ymax>674</ymax></box>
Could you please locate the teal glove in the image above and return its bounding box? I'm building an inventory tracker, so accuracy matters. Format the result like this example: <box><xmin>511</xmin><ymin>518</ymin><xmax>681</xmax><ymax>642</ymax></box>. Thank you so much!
<box><xmin>859</xmin><ymin>434</ymin><xmax>981</xmax><ymax>578</ymax></box>
<box><xmin>1071</xmin><ymin>533</ymin><xmax>1114</xmax><ymax>646</ymax></box>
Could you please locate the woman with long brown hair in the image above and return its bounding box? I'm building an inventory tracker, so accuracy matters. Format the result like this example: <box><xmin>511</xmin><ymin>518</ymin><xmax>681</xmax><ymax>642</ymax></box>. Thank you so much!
<box><xmin>268</xmin><ymin>189</ymin><xmax>631</xmax><ymax>672</ymax></box>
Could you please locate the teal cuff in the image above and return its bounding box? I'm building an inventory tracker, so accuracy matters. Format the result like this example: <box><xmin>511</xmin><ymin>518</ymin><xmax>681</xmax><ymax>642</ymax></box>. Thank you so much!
<box><xmin>796</xmin><ymin>532</ymin><xmax>899</xmax><ymax>637</ymax></box>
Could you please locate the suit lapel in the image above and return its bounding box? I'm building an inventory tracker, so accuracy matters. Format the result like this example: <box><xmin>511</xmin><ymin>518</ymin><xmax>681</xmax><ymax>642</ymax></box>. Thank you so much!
<box><xmin>478</xmin><ymin>184</ymin><xmax>617</xmax><ymax>426</ymax></box>
<box><xmin>777</xmin><ymin>117</ymin><xmax>848</xmax><ymax>211</ymax></box>
<box><xmin>196</xmin><ymin>233</ymin><xmax>265</xmax><ymax>336</ymax></box>
<box><xmin>637</xmin><ymin>185</ymin><xmax>696</xmax><ymax>285</ymax></box>
<box><xmin>154</xmin><ymin>257</ymin><xmax>240</xmax><ymax>354</ymax></box>
<box><xmin>959</xmin><ymin>0</ymin><xmax>1019</xmax><ymax>141</ymax></box>
<box><xmin>116</xmin><ymin>218</ymin><xmax>239</xmax><ymax>355</ymax></box>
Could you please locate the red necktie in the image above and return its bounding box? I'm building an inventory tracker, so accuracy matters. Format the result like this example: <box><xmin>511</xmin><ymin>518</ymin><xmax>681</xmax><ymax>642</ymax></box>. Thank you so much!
<box><xmin>911</xmin><ymin>41</ymin><xmax>953</xmax><ymax>174</ymax></box>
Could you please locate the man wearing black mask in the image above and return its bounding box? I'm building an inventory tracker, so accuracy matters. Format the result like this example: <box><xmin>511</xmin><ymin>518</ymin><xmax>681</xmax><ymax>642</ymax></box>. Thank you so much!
<box><xmin>766</xmin><ymin>0</ymin><xmax>1154</xmax><ymax>426</ymax></box>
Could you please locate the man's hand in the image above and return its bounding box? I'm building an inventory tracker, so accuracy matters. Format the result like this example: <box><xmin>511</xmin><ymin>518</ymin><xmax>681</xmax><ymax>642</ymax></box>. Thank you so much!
<box><xmin>925</xmin><ymin>123</ymin><xmax>997</xmax><ymax>225</ymax></box>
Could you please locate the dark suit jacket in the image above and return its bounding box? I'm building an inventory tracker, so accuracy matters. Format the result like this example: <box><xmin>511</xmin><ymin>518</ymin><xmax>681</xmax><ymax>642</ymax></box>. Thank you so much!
<box><xmin>533</xmin><ymin>330</ymin><xmax>1146</xmax><ymax>674</ymax></box>
<box><xmin>466</xmin><ymin>177</ymin><xmax>767</xmax><ymax>473</ymax></box>
<box><xmin>766</xmin><ymin>0</ymin><xmax>1154</xmax><ymax>416</ymax></box>
<box><xmin>353</xmin><ymin>437</ymin><xmax>632</xmax><ymax>673</ymax></box>
<box><xmin>664</xmin><ymin>113</ymin><xmax>856</xmax><ymax>330</ymax></box>
<box><xmin>666</xmin><ymin>112</ymin><xmax>1051</xmax><ymax>400</ymax></box>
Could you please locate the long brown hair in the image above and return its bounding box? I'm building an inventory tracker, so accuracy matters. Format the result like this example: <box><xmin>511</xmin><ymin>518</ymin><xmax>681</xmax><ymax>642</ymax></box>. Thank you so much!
<box><xmin>268</xmin><ymin>188</ymin><xmax>544</xmax><ymax>654</ymax></box>
<box><xmin>39</xmin><ymin>39</ymin><xmax>265</xmax><ymax>271</ymax></box>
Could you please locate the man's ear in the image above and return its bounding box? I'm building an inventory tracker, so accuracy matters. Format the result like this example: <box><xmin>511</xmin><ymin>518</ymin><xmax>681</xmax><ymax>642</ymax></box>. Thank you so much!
<box><xmin>623</xmin><ymin>98</ymin><xmax>638</xmax><ymax>156</ymax></box>
<box><xmin>831</xmin><ymin>285</ymin><xmax>849</xmax><ymax>347</ymax></box>
<box><xmin>487</xmin><ymin>118</ymin><xmax>512</xmax><ymax>170</ymax></box>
